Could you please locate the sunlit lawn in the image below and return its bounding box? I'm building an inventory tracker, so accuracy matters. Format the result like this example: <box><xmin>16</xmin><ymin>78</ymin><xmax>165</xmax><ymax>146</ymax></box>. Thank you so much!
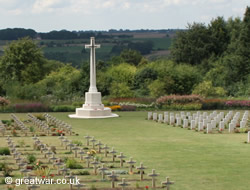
<box><xmin>0</xmin><ymin>111</ymin><xmax>249</xmax><ymax>190</ymax></box>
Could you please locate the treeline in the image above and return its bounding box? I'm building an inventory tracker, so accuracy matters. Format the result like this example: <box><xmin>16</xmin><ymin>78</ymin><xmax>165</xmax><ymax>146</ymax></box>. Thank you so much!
<box><xmin>0</xmin><ymin>7</ymin><xmax>249</xmax><ymax>102</ymax></box>
<box><xmin>0</xmin><ymin>28</ymin><xmax>175</xmax><ymax>41</ymax></box>
<box><xmin>171</xmin><ymin>6</ymin><xmax>250</xmax><ymax>96</ymax></box>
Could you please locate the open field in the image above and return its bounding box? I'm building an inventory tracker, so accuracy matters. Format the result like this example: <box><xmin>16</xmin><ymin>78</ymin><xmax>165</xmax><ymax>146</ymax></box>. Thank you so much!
<box><xmin>0</xmin><ymin>111</ymin><xmax>250</xmax><ymax>190</ymax></box>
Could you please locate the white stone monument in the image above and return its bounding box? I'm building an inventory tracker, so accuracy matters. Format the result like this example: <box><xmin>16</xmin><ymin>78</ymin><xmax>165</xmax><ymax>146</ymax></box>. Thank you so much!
<box><xmin>69</xmin><ymin>37</ymin><xmax>119</xmax><ymax>119</ymax></box>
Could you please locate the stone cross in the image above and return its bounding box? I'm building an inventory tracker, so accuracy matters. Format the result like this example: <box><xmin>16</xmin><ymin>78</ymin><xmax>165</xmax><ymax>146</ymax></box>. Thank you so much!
<box><xmin>73</xmin><ymin>183</ymin><xmax>85</xmax><ymax>190</ymax></box>
<box><xmin>58</xmin><ymin>134</ymin><xmax>64</xmax><ymax>146</ymax></box>
<box><xmin>126</xmin><ymin>157</ymin><xmax>136</xmax><ymax>173</ymax></box>
<box><xmin>148</xmin><ymin>169</ymin><xmax>159</xmax><ymax>188</ymax></box>
<box><xmin>118</xmin><ymin>178</ymin><xmax>130</xmax><ymax>190</ymax></box>
<box><xmin>27</xmin><ymin>184</ymin><xmax>40</xmax><ymax>190</ymax></box>
<box><xmin>95</xmin><ymin>141</ymin><xmax>103</xmax><ymax>153</ymax></box>
<box><xmin>102</xmin><ymin>144</ymin><xmax>109</xmax><ymax>157</ymax></box>
<box><xmin>98</xmin><ymin>163</ymin><xmax>108</xmax><ymax>180</ymax></box>
<box><xmin>91</xmin><ymin>157</ymin><xmax>100</xmax><ymax>175</ymax></box>
<box><xmin>60</xmin><ymin>165</ymin><xmax>70</xmax><ymax>177</ymax></box>
<box><xmin>84</xmin><ymin>135</ymin><xmax>92</xmax><ymax>146</ymax></box>
<box><xmin>110</xmin><ymin>147</ymin><xmax>117</xmax><ymax>162</ymax></box>
<box><xmin>85</xmin><ymin>37</ymin><xmax>100</xmax><ymax>93</ymax></box>
<box><xmin>117</xmin><ymin>152</ymin><xmax>126</xmax><ymax>167</ymax></box>
<box><xmin>90</xmin><ymin>137</ymin><xmax>97</xmax><ymax>149</ymax></box>
<box><xmin>161</xmin><ymin>177</ymin><xmax>174</xmax><ymax>190</ymax></box>
<box><xmin>136</xmin><ymin>162</ymin><xmax>146</xmax><ymax>181</ymax></box>
<box><xmin>71</xmin><ymin>145</ymin><xmax>79</xmax><ymax>158</ymax></box>
<box><xmin>78</xmin><ymin>148</ymin><xmax>85</xmax><ymax>160</ymax></box>
<box><xmin>107</xmin><ymin>170</ymin><xmax>119</xmax><ymax>188</ymax></box>
<box><xmin>84</xmin><ymin>155</ymin><xmax>92</xmax><ymax>168</ymax></box>
<box><xmin>65</xmin><ymin>172</ymin><xmax>75</xmax><ymax>190</ymax></box>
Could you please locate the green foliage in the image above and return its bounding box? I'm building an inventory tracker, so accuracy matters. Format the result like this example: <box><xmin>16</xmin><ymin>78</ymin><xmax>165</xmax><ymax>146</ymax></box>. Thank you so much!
<box><xmin>0</xmin><ymin>162</ymin><xmax>12</xmax><ymax>177</ymax></box>
<box><xmin>120</xmin><ymin>49</ymin><xmax>142</xmax><ymax>66</ymax></box>
<box><xmin>0</xmin><ymin>147</ymin><xmax>10</xmax><ymax>155</ymax></box>
<box><xmin>66</xmin><ymin>158</ymin><xmax>83</xmax><ymax>169</ymax></box>
<box><xmin>110</xmin><ymin>82</ymin><xmax>134</xmax><ymax>98</ymax></box>
<box><xmin>171</xmin><ymin>23</ymin><xmax>212</xmax><ymax>65</ymax></box>
<box><xmin>72</xmin><ymin>140</ymin><xmax>83</xmax><ymax>146</ymax></box>
<box><xmin>50</xmin><ymin>105</ymin><xmax>75</xmax><ymax>112</ymax></box>
<box><xmin>0</xmin><ymin>37</ymin><xmax>46</xmax><ymax>85</ymax></box>
<box><xmin>27</xmin><ymin>154</ymin><xmax>36</xmax><ymax>164</ymax></box>
<box><xmin>192</xmin><ymin>81</ymin><xmax>226</xmax><ymax>98</ymax></box>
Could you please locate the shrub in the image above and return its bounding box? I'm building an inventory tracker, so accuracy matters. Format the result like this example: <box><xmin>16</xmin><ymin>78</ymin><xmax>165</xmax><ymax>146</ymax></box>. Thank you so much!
<box><xmin>75</xmin><ymin>170</ymin><xmax>90</xmax><ymax>175</ymax></box>
<box><xmin>72</xmin><ymin>140</ymin><xmax>82</xmax><ymax>146</ymax></box>
<box><xmin>0</xmin><ymin>162</ymin><xmax>12</xmax><ymax>177</ymax></box>
<box><xmin>29</xmin><ymin>126</ymin><xmax>35</xmax><ymax>132</ymax></box>
<box><xmin>201</xmin><ymin>99</ymin><xmax>225</xmax><ymax>110</ymax></box>
<box><xmin>225</xmin><ymin>100</ymin><xmax>250</xmax><ymax>109</ymax></box>
<box><xmin>14</xmin><ymin>103</ymin><xmax>49</xmax><ymax>113</ymax></box>
<box><xmin>0</xmin><ymin>148</ymin><xmax>11</xmax><ymax>155</ymax></box>
<box><xmin>156</xmin><ymin>95</ymin><xmax>203</xmax><ymax>107</ymax></box>
<box><xmin>192</xmin><ymin>81</ymin><xmax>227</xmax><ymax>97</ymax></box>
<box><xmin>1</xmin><ymin>120</ymin><xmax>12</xmax><ymax>126</ymax></box>
<box><xmin>163</xmin><ymin>103</ymin><xmax>202</xmax><ymax>110</ymax></box>
<box><xmin>0</xmin><ymin>97</ymin><xmax>10</xmax><ymax>106</ymax></box>
<box><xmin>108</xmin><ymin>105</ymin><xmax>121</xmax><ymax>111</ymax></box>
<box><xmin>66</xmin><ymin>158</ymin><xmax>83</xmax><ymax>169</ymax></box>
<box><xmin>27</xmin><ymin>154</ymin><xmax>36</xmax><ymax>164</ymax></box>
<box><xmin>50</xmin><ymin>105</ymin><xmax>75</xmax><ymax>112</ymax></box>
<box><xmin>109</xmin><ymin>97</ymin><xmax>155</xmax><ymax>104</ymax></box>
<box><xmin>34</xmin><ymin>114</ymin><xmax>45</xmax><ymax>120</ymax></box>
<box><xmin>121</xmin><ymin>105</ymin><xmax>137</xmax><ymax>111</ymax></box>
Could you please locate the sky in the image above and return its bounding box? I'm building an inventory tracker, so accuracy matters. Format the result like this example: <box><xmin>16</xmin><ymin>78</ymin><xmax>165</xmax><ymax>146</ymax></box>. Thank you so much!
<box><xmin>0</xmin><ymin>0</ymin><xmax>249</xmax><ymax>32</ymax></box>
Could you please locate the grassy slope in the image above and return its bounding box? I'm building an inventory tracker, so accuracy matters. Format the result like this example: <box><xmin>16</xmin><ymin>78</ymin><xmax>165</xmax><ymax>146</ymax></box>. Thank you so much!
<box><xmin>0</xmin><ymin>112</ymin><xmax>249</xmax><ymax>190</ymax></box>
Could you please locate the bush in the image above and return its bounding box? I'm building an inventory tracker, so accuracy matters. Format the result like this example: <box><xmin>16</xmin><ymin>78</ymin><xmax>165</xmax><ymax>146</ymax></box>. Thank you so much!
<box><xmin>34</xmin><ymin>114</ymin><xmax>45</xmax><ymax>120</ymax></box>
<box><xmin>192</xmin><ymin>81</ymin><xmax>227</xmax><ymax>97</ymax></box>
<box><xmin>50</xmin><ymin>105</ymin><xmax>75</xmax><ymax>112</ymax></box>
<box><xmin>163</xmin><ymin>103</ymin><xmax>202</xmax><ymax>110</ymax></box>
<box><xmin>0</xmin><ymin>147</ymin><xmax>10</xmax><ymax>155</ymax></box>
<box><xmin>66</xmin><ymin>158</ymin><xmax>83</xmax><ymax>169</ymax></box>
<box><xmin>1</xmin><ymin>120</ymin><xmax>12</xmax><ymax>126</ymax></box>
<box><xmin>75</xmin><ymin>170</ymin><xmax>90</xmax><ymax>175</ymax></box>
<box><xmin>201</xmin><ymin>99</ymin><xmax>225</xmax><ymax>110</ymax></box>
<box><xmin>121</xmin><ymin>105</ymin><xmax>137</xmax><ymax>111</ymax></box>
<box><xmin>225</xmin><ymin>100</ymin><xmax>250</xmax><ymax>109</ymax></box>
<box><xmin>72</xmin><ymin>140</ymin><xmax>82</xmax><ymax>146</ymax></box>
<box><xmin>0</xmin><ymin>97</ymin><xmax>10</xmax><ymax>107</ymax></box>
<box><xmin>27</xmin><ymin>154</ymin><xmax>36</xmax><ymax>164</ymax></box>
<box><xmin>156</xmin><ymin>95</ymin><xmax>203</xmax><ymax>107</ymax></box>
<box><xmin>14</xmin><ymin>103</ymin><xmax>49</xmax><ymax>112</ymax></box>
<box><xmin>108</xmin><ymin>105</ymin><xmax>121</xmax><ymax>111</ymax></box>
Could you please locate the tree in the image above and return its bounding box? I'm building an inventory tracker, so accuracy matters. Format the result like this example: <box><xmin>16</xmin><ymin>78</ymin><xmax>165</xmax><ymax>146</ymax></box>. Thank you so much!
<box><xmin>192</xmin><ymin>81</ymin><xmax>226</xmax><ymax>97</ymax></box>
<box><xmin>120</xmin><ymin>49</ymin><xmax>142</xmax><ymax>66</ymax></box>
<box><xmin>209</xmin><ymin>17</ymin><xmax>230</xmax><ymax>56</ymax></box>
<box><xmin>0</xmin><ymin>37</ymin><xmax>46</xmax><ymax>85</ymax></box>
<box><xmin>171</xmin><ymin>23</ymin><xmax>212</xmax><ymax>65</ymax></box>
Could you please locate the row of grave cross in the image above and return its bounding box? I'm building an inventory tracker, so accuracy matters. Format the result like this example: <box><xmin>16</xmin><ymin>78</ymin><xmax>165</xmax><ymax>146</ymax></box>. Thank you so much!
<box><xmin>43</xmin><ymin>113</ymin><xmax>72</xmax><ymax>135</ymax></box>
<box><xmin>82</xmin><ymin>134</ymin><xmax>174</xmax><ymax>189</ymax></box>
<box><xmin>148</xmin><ymin>110</ymin><xmax>249</xmax><ymax>134</ymax></box>
<box><xmin>11</xmin><ymin>114</ymin><xmax>29</xmax><ymax>135</ymax></box>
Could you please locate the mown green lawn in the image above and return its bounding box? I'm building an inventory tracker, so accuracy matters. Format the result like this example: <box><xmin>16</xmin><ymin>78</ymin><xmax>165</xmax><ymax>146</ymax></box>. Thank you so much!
<box><xmin>0</xmin><ymin>111</ymin><xmax>249</xmax><ymax>190</ymax></box>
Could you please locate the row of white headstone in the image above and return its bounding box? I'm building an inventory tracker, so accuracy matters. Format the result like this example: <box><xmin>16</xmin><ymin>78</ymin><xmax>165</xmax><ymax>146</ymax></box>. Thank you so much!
<box><xmin>148</xmin><ymin>111</ymin><xmax>249</xmax><ymax>134</ymax></box>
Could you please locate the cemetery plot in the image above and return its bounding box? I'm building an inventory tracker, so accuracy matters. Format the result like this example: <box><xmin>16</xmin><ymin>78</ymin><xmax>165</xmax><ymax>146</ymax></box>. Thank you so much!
<box><xmin>0</xmin><ymin>114</ymin><xmax>174</xmax><ymax>189</ymax></box>
<box><xmin>0</xmin><ymin>113</ymin><xmax>75</xmax><ymax>138</ymax></box>
<box><xmin>148</xmin><ymin>111</ymin><xmax>249</xmax><ymax>135</ymax></box>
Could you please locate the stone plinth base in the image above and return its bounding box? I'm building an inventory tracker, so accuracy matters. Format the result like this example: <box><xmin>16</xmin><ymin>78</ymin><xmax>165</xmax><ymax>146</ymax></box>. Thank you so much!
<box><xmin>68</xmin><ymin>107</ymin><xmax>119</xmax><ymax>119</ymax></box>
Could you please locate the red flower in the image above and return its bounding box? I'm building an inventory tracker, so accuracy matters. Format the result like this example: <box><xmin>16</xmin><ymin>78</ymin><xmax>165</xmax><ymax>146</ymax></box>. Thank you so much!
<box><xmin>145</xmin><ymin>186</ymin><xmax>149</xmax><ymax>189</ymax></box>
<box><xmin>50</xmin><ymin>174</ymin><xmax>54</xmax><ymax>177</ymax></box>
<box><xmin>42</xmin><ymin>176</ymin><xmax>46</xmax><ymax>178</ymax></box>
